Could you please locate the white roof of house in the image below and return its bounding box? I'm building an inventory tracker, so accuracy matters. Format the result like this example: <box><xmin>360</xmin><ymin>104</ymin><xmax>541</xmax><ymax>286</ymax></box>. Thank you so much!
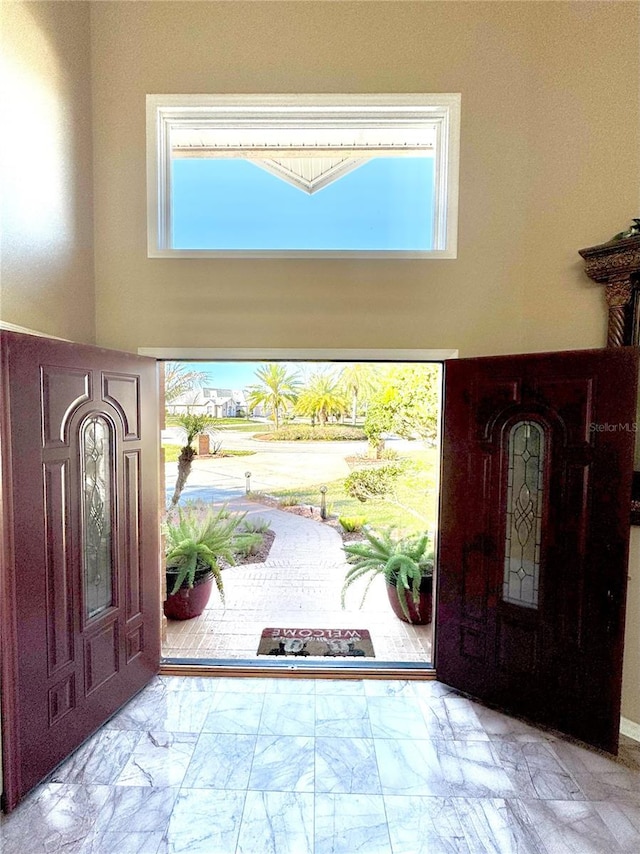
<box><xmin>169</xmin><ymin>388</ymin><xmax>247</xmax><ymax>408</ymax></box>
<box><xmin>203</xmin><ymin>388</ymin><xmax>246</xmax><ymax>401</ymax></box>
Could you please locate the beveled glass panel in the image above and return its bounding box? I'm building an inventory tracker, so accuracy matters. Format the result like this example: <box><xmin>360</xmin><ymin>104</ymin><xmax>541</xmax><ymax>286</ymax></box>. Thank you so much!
<box><xmin>503</xmin><ymin>420</ymin><xmax>545</xmax><ymax>608</ymax></box>
<box><xmin>81</xmin><ymin>416</ymin><xmax>113</xmax><ymax>618</ymax></box>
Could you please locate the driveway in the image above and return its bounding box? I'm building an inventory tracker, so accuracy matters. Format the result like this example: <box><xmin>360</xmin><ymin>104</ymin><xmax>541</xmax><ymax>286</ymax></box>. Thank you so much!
<box><xmin>163</xmin><ymin>426</ymin><xmax>418</xmax><ymax>503</ymax></box>
<box><xmin>164</xmin><ymin>433</ymin><xmax>361</xmax><ymax>502</ymax></box>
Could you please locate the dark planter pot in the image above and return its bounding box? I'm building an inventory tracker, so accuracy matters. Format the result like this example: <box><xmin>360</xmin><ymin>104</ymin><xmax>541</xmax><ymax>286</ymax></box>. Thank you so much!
<box><xmin>163</xmin><ymin>569</ymin><xmax>214</xmax><ymax>620</ymax></box>
<box><xmin>386</xmin><ymin>574</ymin><xmax>433</xmax><ymax>625</ymax></box>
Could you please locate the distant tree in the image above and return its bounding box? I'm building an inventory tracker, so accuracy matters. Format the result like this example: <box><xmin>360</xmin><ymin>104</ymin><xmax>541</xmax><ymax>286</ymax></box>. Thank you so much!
<box><xmin>362</xmin><ymin>399</ymin><xmax>394</xmax><ymax>459</ymax></box>
<box><xmin>164</xmin><ymin>361</ymin><xmax>208</xmax><ymax>405</ymax></box>
<box><xmin>246</xmin><ymin>363</ymin><xmax>301</xmax><ymax>430</ymax></box>
<box><xmin>295</xmin><ymin>370</ymin><xmax>348</xmax><ymax>425</ymax></box>
<box><xmin>339</xmin><ymin>364</ymin><xmax>378</xmax><ymax>425</ymax></box>
<box><xmin>384</xmin><ymin>365</ymin><xmax>441</xmax><ymax>443</ymax></box>
<box><xmin>364</xmin><ymin>365</ymin><xmax>441</xmax><ymax>458</ymax></box>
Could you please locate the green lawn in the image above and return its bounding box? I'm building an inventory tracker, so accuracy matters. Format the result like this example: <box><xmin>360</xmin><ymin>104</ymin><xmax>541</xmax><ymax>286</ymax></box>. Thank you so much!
<box><xmin>163</xmin><ymin>444</ymin><xmax>182</xmax><ymax>463</ymax></box>
<box><xmin>266</xmin><ymin>449</ymin><xmax>439</xmax><ymax>535</ymax></box>
<box><xmin>213</xmin><ymin>418</ymin><xmax>266</xmax><ymax>431</ymax></box>
<box><xmin>165</xmin><ymin>414</ymin><xmax>262</xmax><ymax>432</ymax></box>
<box><xmin>162</xmin><ymin>443</ymin><xmax>254</xmax><ymax>462</ymax></box>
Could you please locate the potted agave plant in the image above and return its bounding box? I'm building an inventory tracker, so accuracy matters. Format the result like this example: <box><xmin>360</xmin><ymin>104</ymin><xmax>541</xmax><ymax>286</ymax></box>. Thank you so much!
<box><xmin>164</xmin><ymin>503</ymin><xmax>244</xmax><ymax>620</ymax></box>
<box><xmin>341</xmin><ymin>527</ymin><xmax>435</xmax><ymax>624</ymax></box>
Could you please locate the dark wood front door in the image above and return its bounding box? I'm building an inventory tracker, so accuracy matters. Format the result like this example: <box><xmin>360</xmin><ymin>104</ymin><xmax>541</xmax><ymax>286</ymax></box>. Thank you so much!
<box><xmin>0</xmin><ymin>331</ymin><xmax>161</xmax><ymax>811</ymax></box>
<box><xmin>435</xmin><ymin>348</ymin><xmax>638</xmax><ymax>753</ymax></box>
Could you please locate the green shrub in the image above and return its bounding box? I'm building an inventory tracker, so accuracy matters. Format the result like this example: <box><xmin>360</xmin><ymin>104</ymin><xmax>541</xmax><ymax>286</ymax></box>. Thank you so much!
<box><xmin>242</xmin><ymin>517</ymin><xmax>271</xmax><ymax>534</ymax></box>
<box><xmin>344</xmin><ymin>465</ymin><xmax>403</xmax><ymax>503</ymax></box>
<box><xmin>380</xmin><ymin>448</ymin><xmax>400</xmax><ymax>460</ymax></box>
<box><xmin>339</xmin><ymin>516</ymin><xmax>367</xmax><ymax>533</ymax></box>
<box><xmin>279</xmin><ymin>494</ymin><xmax>302</xmax><ymax>507</ymax></box>
<box><xmin>258</xmin><ymin>424</ymin><xmax>366</xmax><ymax>441</ymax></box>
<box><xmin>233</xmin><ymin>532</ymin><xmax>264</xmax><ymax>558</ymax></box>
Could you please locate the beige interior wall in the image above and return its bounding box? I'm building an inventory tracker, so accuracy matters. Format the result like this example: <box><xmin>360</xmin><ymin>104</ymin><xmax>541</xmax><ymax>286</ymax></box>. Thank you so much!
<box><xmin>519</xmin><ymin>3</ymin><xmax>640</xmax><ymax>351</ymax></box>
<box><xmin>0</xmin><ymin>1</ymin><xmax>96</xmax><ymax>344</ymax></box>
<box><xmin>91</xmin><ymin>0</ymin><xmax>637</xmax><ymax>357</ymax></box>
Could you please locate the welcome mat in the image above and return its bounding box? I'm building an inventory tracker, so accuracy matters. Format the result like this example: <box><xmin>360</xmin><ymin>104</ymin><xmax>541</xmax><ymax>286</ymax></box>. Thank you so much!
<box><xmin>258</xmin><ymin>628</ymin><xmax>375</xmax><ymax>658</ymax></box>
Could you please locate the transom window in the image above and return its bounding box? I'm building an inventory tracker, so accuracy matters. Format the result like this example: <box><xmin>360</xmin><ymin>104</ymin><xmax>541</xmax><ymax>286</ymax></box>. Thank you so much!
<box><xmin>147</xmin><ymin>94</ymin><xmax>460</xmax><ymax>258</ymax></box>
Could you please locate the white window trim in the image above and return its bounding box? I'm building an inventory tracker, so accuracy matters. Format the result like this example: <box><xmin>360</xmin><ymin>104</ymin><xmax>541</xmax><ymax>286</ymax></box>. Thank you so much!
<box><xmin>146</xmin><ymin>94</ymin><xmax>460</xmax><ymax>259</ymax></box>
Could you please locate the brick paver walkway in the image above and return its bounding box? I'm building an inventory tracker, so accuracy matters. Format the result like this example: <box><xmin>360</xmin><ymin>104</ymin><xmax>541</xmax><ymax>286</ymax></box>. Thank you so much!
<box><xmin>163</xmin><ymin>499</ymin><xmax>432</xmax><ymax>663</ymax></box>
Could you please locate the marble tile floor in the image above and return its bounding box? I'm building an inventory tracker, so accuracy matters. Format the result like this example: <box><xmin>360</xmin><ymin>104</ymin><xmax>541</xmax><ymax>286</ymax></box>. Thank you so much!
<box><xmin>2</xmin><ymin>675</ymin><xmax>640</xmax><ymax>853</ymax></box>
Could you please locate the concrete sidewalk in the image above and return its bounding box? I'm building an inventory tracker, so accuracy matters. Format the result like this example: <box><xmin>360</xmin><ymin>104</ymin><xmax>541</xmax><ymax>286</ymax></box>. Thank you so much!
<box><xmin>163</xmin><ymin>498</ymin><xmax>432</xmax><ymax>663</ymax></box>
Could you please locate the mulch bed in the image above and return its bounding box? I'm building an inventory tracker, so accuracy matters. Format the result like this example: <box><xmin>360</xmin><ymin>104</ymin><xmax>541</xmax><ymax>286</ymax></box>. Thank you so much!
<box><xmin>220</xmin><ymin>529</ymin><xmax>276</xmax><ymax>569</ymax></box>
<box><xmin>236</xmin><ymin>528</ymin><xmax>276</xmax><ymax>565</ymax></box>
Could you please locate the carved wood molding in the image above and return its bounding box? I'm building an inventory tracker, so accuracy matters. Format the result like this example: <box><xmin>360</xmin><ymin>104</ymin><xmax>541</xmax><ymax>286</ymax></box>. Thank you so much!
<box><xmin>579</xmin><ymin>236</ymin><xmax>640</xmax><ymax>285</ymax></box>
<box><xmin>579</xmin><ymin>236</ymin><xmax>640</xmax><ymax>348</ymax></box>
<box><xmin>605</xmin><ymin>280</ymin><xmax>633</xmax><ymax>308</ymax></box>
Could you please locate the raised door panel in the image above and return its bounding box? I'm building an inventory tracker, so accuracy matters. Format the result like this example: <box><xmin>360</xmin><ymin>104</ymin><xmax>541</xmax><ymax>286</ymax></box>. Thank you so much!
<box><xmin>102</xmin><ymin>373</ymin><xmax>141</xmax><ymax>440</ymax></box>
<box><xmin>43</xmin><ymin>460</ymin><xmax>75</xmax><ymax>675</ymax></box>
<box><xmin>41</xmin><ymin>367</ymin><xmax>91</xmax><ymax>448</ymax></box>
<box><xmin>123</xmin><ymin>451</ymin><xmax>142</xmax><ymax>622</ymax></box>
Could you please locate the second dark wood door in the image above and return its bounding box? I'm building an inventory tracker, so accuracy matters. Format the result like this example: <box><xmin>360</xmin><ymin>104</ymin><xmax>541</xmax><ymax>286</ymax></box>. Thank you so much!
<box><xmin>435</xmin><ymin>347</ymin><xmax>638</xmax><ymax>753</ymax></box>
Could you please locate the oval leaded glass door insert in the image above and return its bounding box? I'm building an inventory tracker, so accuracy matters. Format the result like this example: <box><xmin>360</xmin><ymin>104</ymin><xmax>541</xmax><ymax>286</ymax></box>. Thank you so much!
<box><xmin>503</xmin><ymin>420</ymin><xmax>545</xmax><ymax>609</ymax></box>
<box><xmin>81</xmin><ymin>415</ymin><xmax>114</xmax><ymax>618</ymax></box>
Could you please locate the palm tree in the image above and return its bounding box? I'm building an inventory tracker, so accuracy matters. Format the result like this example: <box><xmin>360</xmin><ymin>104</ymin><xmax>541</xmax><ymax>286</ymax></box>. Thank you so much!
<box><xmin>339</xmin><ymin>363</ymin><xmax>378</xmax><ymax>425</ymax></box>
<box><xmin>246</xmin><ymin>363</ymin><xmax>301</xmax><ymax>430</ymax></box>
<box><xmin>163</xmin><ymin>361</ymin><xmax>208</xmax><ymax>405</ymax></box>
<box><xmin>168</xmin><ymin>413</ymin><xmax>216</xmax><ymax>511</ymax></box>
<box><xmin>295</xmin><ymin>370</ymin><xmax>348</xmax><ymax>425</ymax></box>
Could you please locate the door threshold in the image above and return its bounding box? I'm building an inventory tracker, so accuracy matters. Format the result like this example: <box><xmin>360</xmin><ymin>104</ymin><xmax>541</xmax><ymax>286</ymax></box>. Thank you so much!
<box><xmin>160</xmin><ymin>657</ymin><xmax>436</xmax><ymax>680</ymax></box>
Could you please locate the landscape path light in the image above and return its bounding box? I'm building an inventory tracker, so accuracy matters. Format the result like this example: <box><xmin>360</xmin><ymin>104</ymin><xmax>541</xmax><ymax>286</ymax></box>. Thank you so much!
<box><xmin>245</xmin><ymin>471</ymin><xmax>252</xmax><ymax>494</ymax></box>
<box><xmin>320</xmin><ymin>485</ymin><xmax>328</xmax><ymax>520</ymax></box>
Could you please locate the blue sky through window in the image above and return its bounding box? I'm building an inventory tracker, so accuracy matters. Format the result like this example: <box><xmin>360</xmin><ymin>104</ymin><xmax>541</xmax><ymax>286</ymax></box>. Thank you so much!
<box><xmin>171</xmin><ymin>157</ymin><xmax>435</xmax><ymax>251</ymax></box>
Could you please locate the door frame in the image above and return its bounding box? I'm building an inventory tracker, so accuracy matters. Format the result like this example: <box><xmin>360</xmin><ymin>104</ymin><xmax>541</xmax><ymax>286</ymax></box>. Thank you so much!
<box><xmin>143</xmin><ymin>346</ymin><xmax>455</xmax><ymax>679</ymax></box>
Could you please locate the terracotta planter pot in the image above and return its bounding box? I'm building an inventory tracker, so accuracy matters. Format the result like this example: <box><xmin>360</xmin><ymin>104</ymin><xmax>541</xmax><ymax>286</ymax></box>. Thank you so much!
<box><xmin>386</xmin><ymin>574</ymin><xmax>433</xmax><ymax>625</ymax></box>
<box><xmin>163</xmin><ymin>570</ymin><xmax>214</xmax><ymax>620</ymax></box>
